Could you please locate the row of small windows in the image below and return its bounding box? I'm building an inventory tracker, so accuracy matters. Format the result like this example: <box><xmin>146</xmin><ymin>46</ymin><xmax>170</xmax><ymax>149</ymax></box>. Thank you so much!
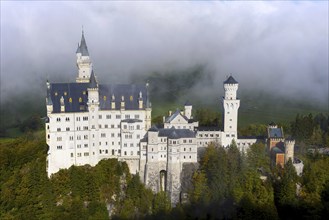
<box><xmin>198</xmin><ymin>133</ymin><xmax>220</xmax><ymax>138</ymax></box>
<box><xmin>150</xmin><ymin>155</ymin><xmax>192</xmax><ymax>160</ymax></box>
<box><xmin>123</xmin><ymin>143</ymin><xmax>140</xmax><ymax>148</ymax></box>
<box><xmin>150</xmin><ymin>147</ymin><xmax>192</xmax><ymax>152</ymax></box>
<box><xmin>225</xmin><ymin>134</ymin><xmax>235</xmax><ymax>137</ymax></box>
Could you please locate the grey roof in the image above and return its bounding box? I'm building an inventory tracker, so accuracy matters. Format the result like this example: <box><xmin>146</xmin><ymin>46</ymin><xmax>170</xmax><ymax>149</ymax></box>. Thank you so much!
<box><xmin>272</xmin><ymin>146</ymin><xmax>284</xmax><ymax>154</ymax></box>
<box><xmin>158</xmin><ymin>128</ymin><xmax>196</xmax><ymax>139</ymax></box>
<box><xmin>197</xmin><ymin>127</ymin><xmax>221</xmax><ymax>131</ymax></box>
<box><xmin>268</xmin><ymin>127</ymin><xmax>283</xmax><ymax>138</ymax></box>
<box><xmin>76</xmin><ymin>31</ymin><xmax>89</xmax><ymax>56</ymax></box>
<box><xmin>184</xmin><ymin>100</ymin><xmax>192</xmax><ymax>106</ymax></box>
<box><xmin>89</xmin><ymin>71</ymin><xmax>98</xmax><ymax>88</ymax></box>
<box><xmin>49</xmin><ymin>82</ymin><xmax>148</xmax><ymax>113</ymax></box>
<box><xmin>165</xmin><ymin>109</ymin><xmax>188</xmax><ymax>123</ymax></box>
<box><xmin>149</xmin><ymin>126</ymin><xmax>159</xmax><ymax>132</ymax></box>
<box><xmin>224</xmin><ymin>76</ymin><xmax>238</xmax><ymax>84</ymax></box>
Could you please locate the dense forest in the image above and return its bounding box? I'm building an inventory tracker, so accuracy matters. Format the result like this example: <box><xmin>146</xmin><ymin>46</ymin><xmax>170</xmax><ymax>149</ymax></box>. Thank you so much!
<box><xmin>0</xmin><ymin>112</ymin><xmax>329</xmax><ymax>219</ymax></box>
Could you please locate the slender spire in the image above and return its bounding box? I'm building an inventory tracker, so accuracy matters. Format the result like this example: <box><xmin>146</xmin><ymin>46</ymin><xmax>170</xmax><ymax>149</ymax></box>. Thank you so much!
<box><xmin>77</xmin><ymin>29</ymin><xmax>89</xmax><ymax>56</ymax></box>
<box><xmin>89</xmin><ymin>70</ymin><xmax>98</xmax><ymax>88</ymax></box>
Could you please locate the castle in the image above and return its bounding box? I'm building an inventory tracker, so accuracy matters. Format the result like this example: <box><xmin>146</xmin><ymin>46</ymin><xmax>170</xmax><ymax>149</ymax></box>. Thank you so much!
<box><xmin>45</xmin><ymin>32</ymin><xmax>302</xmax><ymax>204</ymax></box>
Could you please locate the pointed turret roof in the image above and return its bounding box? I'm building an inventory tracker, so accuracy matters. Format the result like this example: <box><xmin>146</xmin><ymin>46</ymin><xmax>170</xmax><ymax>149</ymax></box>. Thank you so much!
<box><xmin>89</xmin><ymin>71</ymin><xmax>98</xmax><ymax>88</ymax></box>
<box><xmin>76</xmin><ymin>30</ymin><xmax>89</xmax><ymax>56</ymax></box>
<box><xmin>224</xmin><ymin>75</ymin><xmax>238</xmax><ymax>84</ymax></box>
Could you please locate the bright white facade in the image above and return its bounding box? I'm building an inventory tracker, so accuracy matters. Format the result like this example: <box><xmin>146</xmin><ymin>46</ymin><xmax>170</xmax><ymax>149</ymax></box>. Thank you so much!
<box><xmin>46</xmin><ymin>32</ymin><xmax>151</xmax><ymax>177</ymax></box>
<box><xmin>46</xmin><ymin>32</ymin><xmax>261</xmax><ymax>204</ymax></box>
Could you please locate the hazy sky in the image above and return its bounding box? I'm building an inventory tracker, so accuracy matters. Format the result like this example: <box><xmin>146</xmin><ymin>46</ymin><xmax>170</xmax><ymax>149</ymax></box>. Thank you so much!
<box><xmin>1</xmin><ymin>1</ymin><xmax>328</xmax><ymax>105</ymax></box>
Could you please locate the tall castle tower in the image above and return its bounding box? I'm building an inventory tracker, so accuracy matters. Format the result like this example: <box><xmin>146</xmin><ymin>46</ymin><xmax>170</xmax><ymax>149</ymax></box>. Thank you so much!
<box><xmin>76</xmin><ymin>30</ymin><xmax>92</xmax><ymax>83</ymax></box>
<box><xmin>223</xmin><ymin>76</ymin><xmax>240</xmax><ymax>143</ymax></box>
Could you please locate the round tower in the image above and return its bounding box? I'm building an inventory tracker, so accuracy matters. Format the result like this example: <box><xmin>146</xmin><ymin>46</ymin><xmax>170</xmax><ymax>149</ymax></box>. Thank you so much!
<box><xmin>222</xmin><ymin>76</ymin><xmax>240</xmax><ymax>139</ymax></box>
<box><xmin>284</xmin><ymin>138</ymin><xmax>295</xmax><ymax>163</ymax></box>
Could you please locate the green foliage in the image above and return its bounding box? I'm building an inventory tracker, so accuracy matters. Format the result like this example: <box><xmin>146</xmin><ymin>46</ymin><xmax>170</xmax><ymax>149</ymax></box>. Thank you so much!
<box><xmin>238</xmin><ymin>124</ymin><xmax>267</xmax><ymax>137</ymax></box>
<box><xmin>194</xmin><ymin>108</ymin><xmax>221</xmax><ymax>127</ymax></box>
<box><xmin>152</xmin><ymin>191</ymin><xmax>171</xmax><ymax>215</ymax></box>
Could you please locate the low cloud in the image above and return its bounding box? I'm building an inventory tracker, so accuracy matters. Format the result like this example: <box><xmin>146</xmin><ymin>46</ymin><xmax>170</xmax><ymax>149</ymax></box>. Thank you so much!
<box><xmin>1</xmin><ymin>1</ymin><xmax>328</xmax><ymax>105</ymax></box>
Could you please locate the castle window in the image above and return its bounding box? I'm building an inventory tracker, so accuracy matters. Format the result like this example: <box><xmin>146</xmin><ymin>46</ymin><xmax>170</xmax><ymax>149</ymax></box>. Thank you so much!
<box><xmin>84</xmin><ymin>144</ymin><xmax>88</xmax><ymax>148</ymax></box>
<box><xmin>76</xmin><ymin>117</ymin><xmax>80</xmax><ymax>121</ymax></box>
<box><xmin>137</xmin><ymin>125</ymin><xmax>140</xmax><ymax>130</ymax></box>
<box><xmin>106</xmin><ymin>115</ymin><xmax>110</xmax><ymax>119</ymax></box>
<box><xmin>111</xmin><ymin>124</ymin><xmax>115</xmax><ymax>128</ymax></box>
<box><xmin>111</xmin><ymin>133</ymin><xmax>115</xmax><ymax>137</ymax></box>
<box><xmin>112</xmin><ymin>150</ymin><xmax>115</xmax><ymax>155</ymax></box>
<box><xmin>69</xmin><ymin>98</ymin><xmax>72</xmax><ymax>103</ymax></box>
<box><xmin>66</xmin><ymin>127</ymin><xmax>70</xmax><ymax>131</ymax></box>
<box><xmin>135</xmin><ymin>114</ymin><xmax>140</xmax><ymax>119</ymax></box>
<box><xmin>77</xmin><ymin>153</ymin><xmax>81</xmax><ymax>157</ymax></box>
<box><xmin>79</xmin><ymin>97</ymin><xmax>82</xmax><ymax>102</ymax></box>
<box><xmin>137</xmin><ymin>151</ymin><xmax>140</xmax><ymax>155</ymax></box>
<box><xmin>99</xmin><ymin>115</ymin><xmax>102</xmax><ymax>119</ymax></box>
<box><xmin>83</xmin><ymin>126</ymin><xmax>88</xmax><ymax>130</ymax></box>
<box><xmin>101</xmin><ymin>133</ymin><xmax>106</xmax><ymax>138</ymax></box>
<box><xmin>71</xmin><ymin>153</ymin><xmax>73</xmax><ymax>157</ymax></box>
<box><xmin>84</xmin><ymin>135</ymin><xmax>88</xmax><ymax>139</ymax></box>
<box><xmin>131</xmin><ymin>151</ymin><xmax>133</xmax><ymax>155</ymax></box>
<box><xmin>77</xmin><ymin>126</ymin><xmax>81</xmax><ymax>131</ymax></box>
<box><xmin>84</xmin><ymin>152</ymin><xmax>89</xmax><ymax>156</ymax></box>
<box><xmin>65</xmin><ymin>117</ymin><xmax>70</xmax><ymax>121</ymax></box>
<box><xmin>57</xmin><ymin>146</ymin><xmax>62</xmax><ymax>150</ymax></box>
<box><xmin>112</xmin><ymin>142</ymin><xmax>114</xmax><ymax>145</ymax></box>
<box><xmin>199</xmin><ymin>134</ymin><xmax>203</xmax><ymax>137</ymax></box>
<box><xmin>184</xmin><ymin>148</ymin><xmax>186</xmax><ymax>151</ymax></box>
<box><xmin>47</xmin><ymin>134</ymin><xmax>50</xmax><ymax>139</ymax></box>
<box><xmin>231</xmin><ymin>134</ymin><xmax>235</xmax><ymax>137</ymax></box>
<box><xmin>189</xmin><ymin>156</ymin><xmax>191</xmax><ymax>159</ymax></box>
<box><xmin>226</xmin><ymin>134</ymin><xmax>229</xmax><ymax>137</ymax></box>
<box><xmin>137</xmin><ymin>134</ymin><xmax>140</xmax><ymax>139</ymax></box>
<box><xmin>57</xmin><ymin>137</ymin><xmax>62</xmax><ymax>141</ymax></box>
<box><xmin>229</xmin><ymin>126</ymin><xmax>232</xmax><ymax>128</ymax></box>
<box><xmin>124</xmin><ymin>143</ymin><xmax>127</xmax><ymax>147</ymax></box>
<box><xmin>105</xmin><ymin>124</ymin><xmax>108</xmax><ymax>128</ymax></box>
<box><xmin>183</xmin><ymin>140</ymin><xmax>186</xmax><ymax>143</ymax></box>
<box><xmin>77</xmin><ymin>135</ymin><xmax>81</xmax><ymax>140</ymax></box>
<box><xmin>184</xmin><ymin>156</ymin><xmax>186</xmax><ymax>159</ymax></box>
<box><xmin>124</xmin><ymin>125</ymin><xmax>127</xmax><ymax>129</ymax></box>
<box><xmin>105</xmin><ymin>150</ymin><xmax>108</xmax><ymax>154</ymax></box>
<box><xmin>124</xmin><ymin>151</ymin><xmax>127</xmax><ymax>155</ymax></box>
<box><xmin>103</xmin><ymin>96</ymin><xmax>107</xmax><ymax>101</ymax></box>
<box><xmin>56</xmin><ymin>118</ymin><xmax>61</xmax><ymax>122</ymax></box>
<box><xmin>116</xmin><ymin>115</ymin><xmax>121</xmax><ymax>119</ymax></box>
<box><xmin>77</xmin><ymin>144</ymin><xmax>81</xmax><ymax>148</ymax></box>
<box><xmin>130</xmin><ymin>143</ymin><xmax>133</xmax><ymax>147</ymax></box>
<box><xmin>125</xmin><ymin>115</ymin><xmax>130</xmax><ymax>119</ymax></box>
<box><xmin>47</xmin><ymin>125</ymin><xmax>49</xmax><ymax>130</ymax></box>
<box><xmin>57</xmin><ymin>128</ymin><xmax>61</xmax><ymax>131</ymax></box>
<box><xmin>70</xmin><ymin>136</ymin><xmax>73</xmax><ymax>141</ymax></box>
<box><xmin>189</xmin><ymin>139</ymin><xmax>192</xmax><ymax>143</ymax></box>
<box><xmin>118</xmin><ymin>149</ymin><xmax>121</xmax><ymax>154</ymax></box>
<box><xmin>83</xmin><ymin>116</ymin><xmax>88</xmax><ymax>121</ymax></box>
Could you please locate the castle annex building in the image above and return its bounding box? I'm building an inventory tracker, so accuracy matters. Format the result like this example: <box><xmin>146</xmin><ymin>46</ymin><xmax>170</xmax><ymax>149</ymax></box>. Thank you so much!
<box><xmin>45</xmin><ymin>32</ymin><xmax>302</xmax><ymax>204</ymax></box>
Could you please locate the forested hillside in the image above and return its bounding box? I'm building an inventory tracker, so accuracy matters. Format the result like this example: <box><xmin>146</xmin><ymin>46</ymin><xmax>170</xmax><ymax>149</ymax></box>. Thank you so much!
<box><xmin>1</xmin><ymin>112</ymin><xmax>329</xmax><ymax>219</ymax></box>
